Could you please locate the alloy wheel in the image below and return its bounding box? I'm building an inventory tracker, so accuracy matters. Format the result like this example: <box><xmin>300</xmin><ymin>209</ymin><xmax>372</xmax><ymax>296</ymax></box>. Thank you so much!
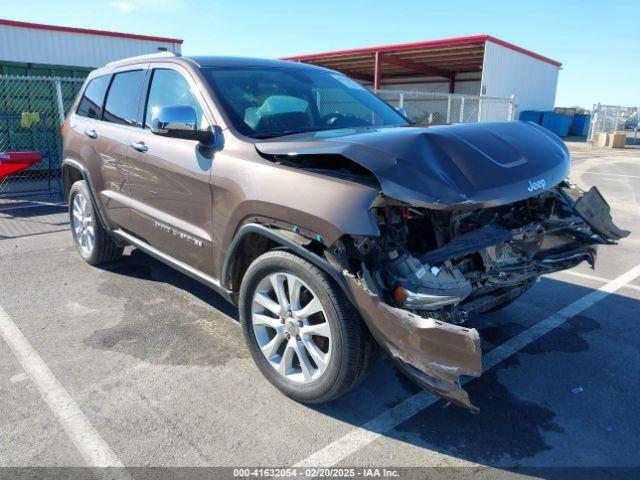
<box><xmin>72</xmin><ymin>193</ymin><xmax>95</xmax><ymax>255</ymax></box>
<box><xmin>251</xmin><ymin>272</ymin><xmax>332</xmax><ymax>384</ymax></box>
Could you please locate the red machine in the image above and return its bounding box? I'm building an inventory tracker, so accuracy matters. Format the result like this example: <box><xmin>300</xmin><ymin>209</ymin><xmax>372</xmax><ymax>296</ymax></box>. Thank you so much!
<box><xmin>0</xmin><ymin>151</ymin><xmax>42</xmax><ymax>181</ymax></box>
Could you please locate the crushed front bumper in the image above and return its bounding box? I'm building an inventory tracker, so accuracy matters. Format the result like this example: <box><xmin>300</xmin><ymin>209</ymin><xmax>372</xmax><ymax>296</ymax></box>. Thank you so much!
<box><xmin>344</xmin><ymin>273</ymin><xmax>482</xmax><ymax>411</ymax></box>
<box><xmin>342</xmin><ymin>186</ymin><xmax>629</xmax><ymax>412</ymax></box>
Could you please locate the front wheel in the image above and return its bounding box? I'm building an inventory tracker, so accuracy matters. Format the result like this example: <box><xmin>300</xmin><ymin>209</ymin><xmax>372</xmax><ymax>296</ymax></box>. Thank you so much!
<box><xmin>239</xmin><ymin>250</ymin><xmax>373</xmax><ymax>403</ymax></box>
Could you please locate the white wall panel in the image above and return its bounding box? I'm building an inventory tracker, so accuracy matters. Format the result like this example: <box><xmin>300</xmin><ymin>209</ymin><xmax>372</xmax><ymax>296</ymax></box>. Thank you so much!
<box><xmin>381</xmin><ymin>79</ymin><xmax>449</xmax><ymax>93</ymax></box>
<box><xmin>481</xmin><ymin>41</ymin><xmax>559</xmax><ymax>119</ymax></box>
<box><xmin>0</xmin><ymin>24</ymin><xmax>181</xmax><ymax>69</ymax></box>
<box><xmin>379</xmin><ymin>72</ymin><xmax>481</xmax><ymax>95</ymax></box>
<box><xmin>453</xmin><ymin>80</ymin><xmax>481</xmax><ymax>95</ymax></box>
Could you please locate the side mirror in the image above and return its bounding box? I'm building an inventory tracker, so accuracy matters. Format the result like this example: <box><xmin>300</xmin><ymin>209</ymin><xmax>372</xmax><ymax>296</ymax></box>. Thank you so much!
<box><xmin>151</xmin><ymin>105</ymin><xmax>213</xmax><ymax>144</ymax></box>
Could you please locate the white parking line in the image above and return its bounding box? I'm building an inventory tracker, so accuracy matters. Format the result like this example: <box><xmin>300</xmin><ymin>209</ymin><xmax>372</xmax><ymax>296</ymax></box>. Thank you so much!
<box><xmin>556</xmin><ymin>269</ymin><xmax>640</xmax><ymax>293</ymax></box>
<box><xmin>296</xmin><ymin>262</ymin><xmax>640</xmax><ymax>467</ymax></box>
<box><xmin>572</xmin><ymin>170</ymin><xmax>640</xmax><ymax>180</ymax></box>
<box><xmin>555</xmin><ymin>270</ymin><xmax>611</xmax><ymax>283</ymax></box>
<box><xmin>0</xmin><ymin>201</ymin><xmax>66</xmax><ymax>213</ymax></box>
<box><xmin>0</xmin><ymin>303</ymin><xmax>123</xmax><ymax>467</ymax></box>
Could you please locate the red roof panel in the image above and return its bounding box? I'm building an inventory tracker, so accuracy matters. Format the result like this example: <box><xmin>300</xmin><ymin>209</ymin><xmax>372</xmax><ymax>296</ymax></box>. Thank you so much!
<box><xmin>283</xmin><ymin>34</ymin><xmax>561</xmax><ymax>68</ymax></box>
<box><xmin>0</xmin><ymin>18</ymin><xmax>183</xmax><ymax>44</ymax></box>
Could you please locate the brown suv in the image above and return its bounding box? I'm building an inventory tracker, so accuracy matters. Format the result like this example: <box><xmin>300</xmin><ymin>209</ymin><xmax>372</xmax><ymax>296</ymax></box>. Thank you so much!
<box><xmin>61</xmin><ymin>52</ymin><xmax>626</xmax><ymax>410</ymax></box>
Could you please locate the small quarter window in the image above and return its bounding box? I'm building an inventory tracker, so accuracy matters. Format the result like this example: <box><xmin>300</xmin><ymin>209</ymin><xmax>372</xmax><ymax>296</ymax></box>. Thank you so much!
<box><xmin>144</xmin><ymin>69</ymin><xmax>209</xmax><ymax>130</ymax></box>
<box><xmin>103</xmin><ymin>70</ymin><xmax>146</xmax><ymax>127</ymax></box>
<box><xmin>76</xmin><ymin>75</ymin><xmax>110</xmax><ymax>119</ymax></box>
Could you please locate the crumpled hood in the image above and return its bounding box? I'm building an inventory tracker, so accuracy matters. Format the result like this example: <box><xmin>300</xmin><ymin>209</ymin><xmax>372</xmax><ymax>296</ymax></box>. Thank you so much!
<box><xmin>256</xmin><ymin>121</ymin><xmax>570</xmax><ymax>209</ymax></box>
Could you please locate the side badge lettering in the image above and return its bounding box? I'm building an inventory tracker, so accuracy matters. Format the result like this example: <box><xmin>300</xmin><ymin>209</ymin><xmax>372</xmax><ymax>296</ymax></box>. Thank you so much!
<box><xmin>154</xmin><ymin>221</ymin><xmax>203</xmax><ymax>248</ymax></box>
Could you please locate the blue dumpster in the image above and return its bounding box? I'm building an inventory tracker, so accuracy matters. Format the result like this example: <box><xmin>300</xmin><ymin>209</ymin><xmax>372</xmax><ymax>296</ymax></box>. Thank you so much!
<box><xmin>569</xmin><ymin>114</ymin><xmax>591</xmax><ymax>136</ymax></box>
<box><xmin>519</xmin><ymin>110</ymin><xmax>543</xmax><ymax>124</ymax></box>
<box><xmin>541</xmin><ymin>112</ymin><xmax>570</xmax><ymax>137</ymax></box>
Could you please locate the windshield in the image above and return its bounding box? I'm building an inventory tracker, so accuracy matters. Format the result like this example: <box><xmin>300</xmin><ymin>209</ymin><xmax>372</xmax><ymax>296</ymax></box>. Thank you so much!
<box><xmin>203</xmin><ymin>66</ymin><xmax>409</xmax><ymax>138</ymax></box>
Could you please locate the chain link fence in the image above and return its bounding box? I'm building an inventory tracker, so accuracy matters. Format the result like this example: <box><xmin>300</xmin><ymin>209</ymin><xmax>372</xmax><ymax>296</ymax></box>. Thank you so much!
<box><xmin>587</xmin><ymin>103</ymin><xmax>639</xmax><ymax>145</ymax></box>
<box><xmin>375</xmin><ymin>90</ymin><xmax>515</xmax><ymax>125</ymax></box>
<box><xmin>0</xmin><ymin>75</ymin><xmax>85</xmax><ymax>197</ymax></box>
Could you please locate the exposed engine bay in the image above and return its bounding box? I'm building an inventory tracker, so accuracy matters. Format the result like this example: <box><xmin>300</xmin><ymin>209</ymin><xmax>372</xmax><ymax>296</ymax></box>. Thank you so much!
<box><xmin>331</xmin><ymin>183</ymin><xmax>629</xmax><ymax>410</ymax></box>
<box><xmin>353</xmin><ymin>183</ymin><xmax>628</xmax><ymax>324</ymax></box>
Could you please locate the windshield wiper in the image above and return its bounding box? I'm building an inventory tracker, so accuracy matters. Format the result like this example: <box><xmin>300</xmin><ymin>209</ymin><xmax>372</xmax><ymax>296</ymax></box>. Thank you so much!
<box><xmin>252</xmin><ymin>127</ymin><xmax>339</xmax><ymax>139</ymax></box>
<box><xmin>252</xmin><ymin>123</ymin><xmax>411</xmax><ymax>139</ymax></box>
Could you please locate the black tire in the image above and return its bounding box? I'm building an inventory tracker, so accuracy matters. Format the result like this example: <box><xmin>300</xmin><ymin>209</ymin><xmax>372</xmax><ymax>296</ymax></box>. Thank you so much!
<box><xmin>69</xmin><ymin>180</ymin><xmax>123</xmax><ymax>265</ymax></box>
<box><xmin>483</xmin><ymin>297</ymin><xmax>517</xmax><ymax>314</ymax></box>
<box><xmin>239</xmin><ymin>250</ymin><xmax>374</xmax><ymax>403</ymax></box>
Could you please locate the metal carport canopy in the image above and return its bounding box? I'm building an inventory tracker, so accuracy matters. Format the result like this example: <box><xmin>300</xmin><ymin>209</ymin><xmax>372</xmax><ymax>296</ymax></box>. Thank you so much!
<box><xmin>282</xmin><ymin>34</ymin><xmax>562</xmax><ymax>91</ymax></box>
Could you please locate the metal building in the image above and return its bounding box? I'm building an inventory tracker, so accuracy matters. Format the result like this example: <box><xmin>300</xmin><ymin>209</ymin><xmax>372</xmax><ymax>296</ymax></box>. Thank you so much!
<box><xmin>0</xmin><ymin>19</ymin><xmax>182</xmax><ymax>198</ymax></box>
<box><xmin>0</xmin><ymin>18</ymin><xmax>182</xmax><ymax>75</ymax></box>
<box><xmin>283</xmin><ymin>35</ymin><xmax>562</xmax><ymax>118</ymax></box>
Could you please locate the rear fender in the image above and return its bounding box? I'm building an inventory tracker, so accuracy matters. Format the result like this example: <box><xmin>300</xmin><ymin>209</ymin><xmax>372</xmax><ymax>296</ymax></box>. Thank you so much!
<box><xmin>61</xmin><ymin>159</ymin><xmax>111</xmax><ymax>230</ymax></box>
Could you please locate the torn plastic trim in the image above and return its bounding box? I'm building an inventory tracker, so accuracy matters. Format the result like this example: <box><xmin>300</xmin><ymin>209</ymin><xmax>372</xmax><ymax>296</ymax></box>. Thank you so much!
<box><xmin>343</xmin><ymin>271</ymin><xmax>482</xmax><ymax>411</ymax></box>
<box><xmin>572</xmin><ymin>186</ymin><xmax>630</xmax><ymax>242</ymax></box>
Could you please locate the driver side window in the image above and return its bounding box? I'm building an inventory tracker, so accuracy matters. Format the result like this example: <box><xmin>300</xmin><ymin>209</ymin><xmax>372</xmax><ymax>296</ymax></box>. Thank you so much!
<box><xmin>144</xmin><ymin>69</ymin><xmax>210</xmax><ymax>130</ymax></box>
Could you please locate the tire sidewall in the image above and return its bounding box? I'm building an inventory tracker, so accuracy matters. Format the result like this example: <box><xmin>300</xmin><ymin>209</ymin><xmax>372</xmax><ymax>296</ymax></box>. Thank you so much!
<box><xmin>69</xmin><ymin>181</ymin><xmax>100</xmax><ymax>264</ymax></box>
<box><xmin>239</xmin><ymin>251</ymin><xmax>346</xmax><ymax>402</ymax></box>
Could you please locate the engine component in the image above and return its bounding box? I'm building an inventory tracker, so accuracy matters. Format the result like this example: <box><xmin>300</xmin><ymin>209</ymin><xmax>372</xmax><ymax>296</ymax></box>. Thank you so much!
<box><xmin>385</xmin><ymin>250</ymin><xmax>472</xmax><ymax>310</ymax></box>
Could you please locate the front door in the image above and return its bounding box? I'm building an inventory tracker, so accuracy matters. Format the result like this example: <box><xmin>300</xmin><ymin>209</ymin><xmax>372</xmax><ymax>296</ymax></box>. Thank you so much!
<box><xmin>126</xmin><ymin>67</ymin><xmax>215</xmax><ymax>274</ymax></box>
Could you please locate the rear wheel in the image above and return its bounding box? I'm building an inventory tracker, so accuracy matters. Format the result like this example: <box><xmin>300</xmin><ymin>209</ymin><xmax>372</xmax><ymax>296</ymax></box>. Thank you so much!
<box><xmin>239</xmin><ymin>250</ymin><xmax>373</xmax><ymax>403</ymax></box>
<box><xmin>69</xmin><ymin>180</ymin><xmax>123</xmax><ymax>265</ymax></box>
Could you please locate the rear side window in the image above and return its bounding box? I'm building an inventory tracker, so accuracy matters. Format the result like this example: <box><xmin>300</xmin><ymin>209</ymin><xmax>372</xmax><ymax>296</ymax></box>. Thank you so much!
<box><xmin>76</xmin><ymin>75</ymin><xmax>110</xmax><ymax>119</ymax></box>
<box><xmin>103</xmin><ymin>70</ymin><xmax>146</xmax><ymax>127</ymax></box>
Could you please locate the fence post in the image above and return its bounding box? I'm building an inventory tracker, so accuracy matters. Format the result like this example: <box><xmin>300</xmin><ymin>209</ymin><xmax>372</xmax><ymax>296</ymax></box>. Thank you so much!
<box><xmin>399</xmin><ymin>93</ymin><xmax>404</xmax><ymax>109</ymax></box>
<box><xmin>587</xmin><ymin>103</ymin><xmax>598</xmax><ymax>144</ymax></box>
<box><xmin>459</xmin><ymin>97</ymin><xmax>465</xmax><ymax>122</ymax></box>
<box><xmin>54</xmin><ymin>79</ymin><xmax>65</xmax><ymax>125</ymax></box>
<box><xmin>446</xmin><ymin>94</ymin><xmax>452</xmax><ymax>123</ymax></box>
<box><xmin>508</xmin><ymin>94</ymin><xmax>515</xmax><ymax>120</ymax></box>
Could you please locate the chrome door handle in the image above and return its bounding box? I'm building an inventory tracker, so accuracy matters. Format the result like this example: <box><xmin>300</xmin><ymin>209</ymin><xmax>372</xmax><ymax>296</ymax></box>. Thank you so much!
<box><xmin>84</xmin><ymin>129</ymin><xmax>98</xmax><ymax>139</ymax></box>
<box><xmin>130</xmin><ymin>141</ymin><xmax>148</xmax><ymax>153</ymax></box>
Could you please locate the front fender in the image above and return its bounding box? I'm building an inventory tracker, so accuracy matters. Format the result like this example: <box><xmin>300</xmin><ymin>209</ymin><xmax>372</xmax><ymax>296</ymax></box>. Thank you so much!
<box><xmin>220</xmin><ymin>223</ymin><xmax>350</xmax><ymax>294</ymax></box>
<box><xmin>211</xmin><ymin>152</ymin><xmax>381</xmax><ymax>276</ymax></box>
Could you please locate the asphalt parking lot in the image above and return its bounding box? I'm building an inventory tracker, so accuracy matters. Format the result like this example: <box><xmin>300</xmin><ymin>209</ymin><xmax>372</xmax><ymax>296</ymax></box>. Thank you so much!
<box><xmin>1</xmin><ymin>146</ymin><xmax>639</xmax><ymax>477</ymax></box>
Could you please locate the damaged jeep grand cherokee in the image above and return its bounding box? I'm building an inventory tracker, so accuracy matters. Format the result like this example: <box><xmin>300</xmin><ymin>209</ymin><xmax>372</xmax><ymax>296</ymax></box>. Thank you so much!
<box><xmin>62</xmin><ymin>54</ymin><xmax>628</xmax><ymax>411</ymax></box>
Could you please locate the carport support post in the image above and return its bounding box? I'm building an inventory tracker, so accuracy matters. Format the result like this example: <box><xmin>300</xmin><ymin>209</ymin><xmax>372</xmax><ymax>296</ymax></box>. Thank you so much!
<box><xmin>374</xmin><ymin>51</ymin><xmax>382</xmax><ymax>91</ymax></box>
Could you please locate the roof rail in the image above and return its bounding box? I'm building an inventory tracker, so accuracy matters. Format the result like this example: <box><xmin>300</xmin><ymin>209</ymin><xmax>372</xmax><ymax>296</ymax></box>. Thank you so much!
<box><xmin>106</xmin><ymin>51</ymin><xmax>179</xmax><ymax>67</ymax></box>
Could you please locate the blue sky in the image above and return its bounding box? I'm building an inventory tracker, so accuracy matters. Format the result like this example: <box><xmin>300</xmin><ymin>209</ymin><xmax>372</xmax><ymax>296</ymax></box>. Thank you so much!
<box><xmin>4</xmin><ymin>0</ymin><xmax>639</xmax><ymax>108</ymax></box>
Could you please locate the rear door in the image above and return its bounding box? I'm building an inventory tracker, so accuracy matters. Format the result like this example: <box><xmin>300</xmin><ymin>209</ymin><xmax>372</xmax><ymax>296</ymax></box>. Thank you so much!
<box><xmin>126</xmin><ymin>65</ymin><xmax>215</xmax><ymax>274</ymax></box>
<box><xmin>74</xmin><ymin>67</ymin><xmax>147</xmax><ymax>230</ymax></box>
<box><xmin>71</xmin><ymin>73</ymin><xmax>125</xmax><ymax>227</ymax></box>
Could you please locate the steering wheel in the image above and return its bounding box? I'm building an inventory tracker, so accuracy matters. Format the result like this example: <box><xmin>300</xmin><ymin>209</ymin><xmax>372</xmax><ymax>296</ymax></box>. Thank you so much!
<box><xmin>320</xmin><ymin>112</ymin><xmax>348</xmax><ymax>126</ymax></box>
